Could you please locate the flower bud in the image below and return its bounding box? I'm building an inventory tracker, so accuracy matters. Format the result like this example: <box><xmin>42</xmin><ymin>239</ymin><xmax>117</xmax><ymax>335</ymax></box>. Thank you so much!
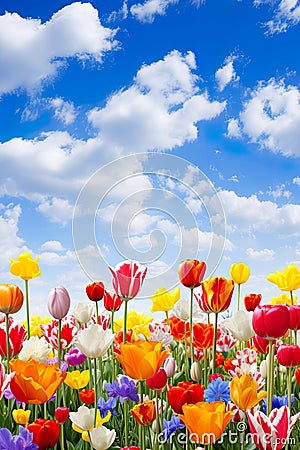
<box><xmin>190</xmin><ymin>361</ymin><xmax>202</xmax><ymax>382</ymax></box>
<box><xmin>146</xmin><ymin>368</ymin><xmax>167</xmax><ymax>390</ymax></box>
<box><xmin>260</xmin><ymin>359</ymin><xmax>268</xmax><ymax>379</ymax></box>
<box><xmin>47</xmin><ymin>286</ymin><xmax>70</xmax><ymax>320</ymax></box>
<box><xmin>163</xmin><ymin>356</ymin><xmax>176</xmax><ymax>378</ymax></box>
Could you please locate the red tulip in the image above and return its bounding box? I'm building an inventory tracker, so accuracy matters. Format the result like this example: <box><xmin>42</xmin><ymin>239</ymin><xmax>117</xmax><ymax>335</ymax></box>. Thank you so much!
<box><xmin>109</xmin><ymin>260</ymin><xmax>147</xmax><ymax>300</ymax></box>
<box><xmin>47</xmin><ymin>286</ymin><xmax>70</xmax><ymax>320</ymax></box>
<box><xmin>27</xmin><ymin>419</ymin><xmax>60</xmax><ymax>450</ymax></box>
<box><xmin>86</xmin><ymin>281</ymin><xmax>104</xmax><ymax>302</ymax></box>
<box><xmin>289</xmin><ymin>305</ymin><xmax>300</xmax><ymax>331</ymax></box>
<box><xmin>277</xmin><ymin>344</ymin><xmax>300</xmax><ymax>367</ymax></box>
<box><xmin>169</xmin><ymin>316</ymin><xmax>188</xmax><ymax>341</ymax></box>
<box><xmin>295</xmin><ymin>367</ymin><xmax>300</xmax><ymax>386</ymax></box>
<box><xmin>167</xmin><ymin>381</ymin><xmax>204</xmax><ymax>414</ymax></box>
<box><xmin>0</xmin><ymin>316</ymin><xmax>27</xmax><ymax>356</ymax></box>
<box><xmin>252</xmin><ymin>305</ymin><xmax>290</xmax><ymax>340</ymax></box>
<box><xmin>146</xmin><ymin>368</ymin><xmax>167</xmax><ymax>390</ymax></box>
<box><xmin>253</xmin><ymin>334</ymin><xmax>270</xmax><ymax>354</ymax></box>
<box><xmin>55</xmin><ymin>406</ymin><xmax>70</xmax><ymax>424</ymax></box>
<box><xmin>244</xmin><ymin>293</ymin><xmax>262</xmax><ymax>312</ymax></box>
<box><xmin>178</xmin><ymin>260</ymin><xmax>206</xmax><ymax>289</ymax></box>
<box><xmin>79</xmin><ymin>388</ymin><xmax>95</xmax><ymax>405</ymax></box>
<box><xmin>103</xmin><ymin>290</ymin><xmax>123</xmax><ymax>312</ymax></box>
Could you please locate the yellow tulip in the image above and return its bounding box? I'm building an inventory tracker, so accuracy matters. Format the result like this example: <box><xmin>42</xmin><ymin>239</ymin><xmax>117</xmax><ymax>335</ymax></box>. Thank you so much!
<box><xmin>12</xmin><ymin>409</ymin><xmax>31</xmax><ymax>425</ymax></box>
<box><xmin>25</xmin><ymin>315</ymin><xmax>51</xmax><ymax>337</ymax></box>
<box><xmin>64</xmin><ymin>370</ymin><xmax>90</xmax><ymax>390</ymax></box>
<box><xmin>114</xmin><ymin>310</ymin><xmax>153</xmax><ymax>339</ymax></box>
<box><xmin>179</xmin><ymin>401</ymin><xmax>233</xmax><ymax>445</ymax></box>
<box><xmin>116</xmin><ymin>340</ymin><xmax>170</xmax><ymax>380</ymax></box>
<box><xmin>267</xmin><ymin>264</ymin><xmax>300</xmax><ymax>293</ymax></box>
<box><xmin>229</xmin><ymin>263</ymin><xmax>250</xmax><ymax>284</ymax></box>
<box><xmin>150</xmin><ymin>287</ymin><xmax>180</xmax><ymax>313</ymax></box>
<box><xmin>230</xmin><ymin>374</ymin><xmax>266</xmax><ymax>411</ymax></box>
<box><xmin>269</xmin><ymin>293</ymin><xmax>298</xmax><ymax>306</ymax></box>
<box><xmin>10</xmin><ymin>252</ymin><xmax>41</xmax><ymax>280</ymax></box>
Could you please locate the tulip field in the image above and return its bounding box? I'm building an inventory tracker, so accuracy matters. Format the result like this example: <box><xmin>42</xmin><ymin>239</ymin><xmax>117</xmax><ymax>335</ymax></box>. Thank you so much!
<box><xmin>1</xmin><ymin>254</ymin><xmax>300</xmax><ymax>450</ymax></box>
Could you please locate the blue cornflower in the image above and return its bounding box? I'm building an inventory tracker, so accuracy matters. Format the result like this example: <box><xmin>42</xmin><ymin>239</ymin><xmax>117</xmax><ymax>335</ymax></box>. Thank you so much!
<box><xmin>204</xmin><ymin>378</ymin><xmax>231</xmax><ymax>404</ymax></box>
<box><xmin>159</xmin><ymin>416</ymin><xmax>185</xmax><ymax>441</ymax></box>
<box><xmin>97</xmin><ymin>397</ymin><xmax>118</xmax><ymax>418</ymax></box>
<box><xmin>105</xmin><ymin>376</ymin><xmax>139</xmax><ymax>403</ymax></box>
<box><xmin>262</xmin><ymin>395</ymin><xmax>294</xmax><ymax>414</ymax></box>
<box><xmin>0</xmin><ymin>427</ymin><xmax>38</xmax><ymax>450</ymax></box>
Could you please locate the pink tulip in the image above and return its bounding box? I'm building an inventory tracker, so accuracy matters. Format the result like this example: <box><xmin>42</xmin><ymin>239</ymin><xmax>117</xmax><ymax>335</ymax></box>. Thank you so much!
<box><xmin>163</xmin><ymin>356</ymin><xmax>176</xmax><ymax>378</ymax></box>
<box><xmin>247</xmin><ymin>406</ymin><xmax>300</xmax><ymax>450</ymax></box>
<box><xmin>109</xmin><ymin>260</ymin><xmax>147</xmax><ymax>300</ymax></box>
<box><xmin>47</xmin><ymin>286</ymin><xmax>71</xmax><ymax>320</ymax></box>
<box><xmin>252</xmin><ymin>305</ymin><xmax>290</xmax><ymax>340</ymax></box>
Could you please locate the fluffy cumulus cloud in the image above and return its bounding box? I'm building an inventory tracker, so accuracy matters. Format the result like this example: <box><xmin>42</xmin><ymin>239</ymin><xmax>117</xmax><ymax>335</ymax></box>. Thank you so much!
<box><xmin>229</xmin><ymin>78</ymin><xmax>300</xmax><ymax>157</ymax></box>
<box><xmin>246</xmin><ymin>247</ymin><xmax>275</xmax><ymax>261</ymax></box>
<box><xmin>0</xmin><ymin>203</ymin><xmax>26</xmax><ymax>269</ymax></box>
<box><xmin>22</xmin><ymin>97</ymin><xmax>77</xmax><ymax>125</ymax></box>
<box><xmin>215</xmin><ymin>56</ymin><xmax>240</xmax><ymax>92</ymax></box>
<box><xmin>0</xmin><ymin>2</ymin><xmax>118</xmax><ymax>95</ymax></box>
<box><xmin>219</xmin><ymin>189</ymin><xmax>300</xmax><ymax>237</ymax></box>
<box><xmin>130</xmin><ymin>0</ymin><xmax>178</xmax><ymax>23</ymax></box>
<box><xmin>88</xmin><ymin>50</ymin><xmax>226</xmax><ymax>152</ymax></box>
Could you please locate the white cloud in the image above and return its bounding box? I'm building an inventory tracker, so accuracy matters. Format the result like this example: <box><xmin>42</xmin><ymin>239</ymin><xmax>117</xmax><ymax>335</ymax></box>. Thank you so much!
<box><xmin>108</xmin><ymin>1</ymin><xmax>129</xmax><ymax>22</ymax></box>
<box><xmin>219</xmin><ymin>189</ymin><xmax>300</xmax><ymax>236</ymax></box>
<box><xmin>226</xmin><ymin>118</ymin><xmax>242</xmax><ymax>138</ymax></box>
<box><xmin>215</xmin><ymin>57</ymin><xmax>239</xmax><ymax>91</ymax></box>
<box><xmin>40</xmin><ymin>240</ymin><xmax>65</xmax><ymax>252</ymax></box>
<box><xmin>50</xmin><ymin>98</ymin><xmax>77</xmax><ymax>125</ymax></box>
<box><xmin>130</xmin><ymin>0</ymin><xmax>178</xmax><ymax>23</ymax></box>
<box><xmin>237</xmin><ymin>78</ymin><xmax>300</xmax><ymax>157</ymax></box>
<box><xmin>88</xmin><ymin>50</ymin><xmax>226</xmax><ymax>152</ymax></box>
<box><xmin>260</xmin><ymin>0</ymin><xmax>300</xmax><ymax>34</ymax></box>
<box><xmin>266</xmin><ymin>184</ymin><xmax>291</xmax><ymax>200</ymax></box>
<box><xmin>0</xmin><ymin>203</ymin><xmax>26</xmax><ymax>269</ymax></box>
<box><xmin>293</xmin><ymin>177</ymin><xmax>300</xmax><ymax>186</ymax></box>
<box><xmin>228</xmin><ymin>175</ymin><xmax>239</xmax><ymax>183</ymax></box>
<box><xmin>0</xmin><ymin>2</ymin><xmax>118</xmax><ymax>95</ymax></box>
<box><xmin>37</xmin><ymin>197</ymin><xmax>74</xmax><ymax>225</ymax></box>
<box><xmin>246</xmin><ymin>247</ymin><xmax>275</xmax><ymax>261</ymax></box>
<box><xmin>39</xmin><ymin>250</ymin><xmax>76</xmax><ymax>266</ymax></box>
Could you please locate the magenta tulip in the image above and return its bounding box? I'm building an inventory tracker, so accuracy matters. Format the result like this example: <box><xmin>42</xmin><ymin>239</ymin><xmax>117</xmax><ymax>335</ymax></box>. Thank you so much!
<box><xmin>289</xmin><ymin>305</ymin><xmax>300</xmax><ymax>331</ymax></box>
<box><xmin>47</xmin><ymin>286</ymin><xmax>70</xmax><ymax>320</ymax></box>
<box><xmin>252</xmin><ymin>305</ymin><xmax>290</xmax><ymax>340</ymax></box>
<box><xmin>277</xmin><ymin>344</ymin><xmax>300</xmax><ymax>367</ymax></box>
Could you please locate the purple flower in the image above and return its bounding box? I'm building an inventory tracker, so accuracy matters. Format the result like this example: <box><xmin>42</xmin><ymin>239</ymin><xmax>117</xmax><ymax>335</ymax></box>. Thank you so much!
<box><xmin>0</xmin><ymin>427</ymin><xmax>38</xmax><ymax>450</ymax></box>
<box><xmin>97</xmin><ymin>397</ymin><xmax>118</xmax><ymax>418</ymax></box>
<box><xmin>64</xmin><ymin>347</ymin><xmax>87</xmax><ymax>366</ymax></box>
<box><xmin>46</xmin><ymin>357</ymin><xmax>68</xmax><ymax>372</ymax></box>
<box><xmin>159</xmin><ymin>416</ymin><xmax>185</xmax><ymax>440</ymax></box>
<box><xmin>105</xmin><ymin>376</ymin><xmax>139</xmax><ymax>403</ymax></box>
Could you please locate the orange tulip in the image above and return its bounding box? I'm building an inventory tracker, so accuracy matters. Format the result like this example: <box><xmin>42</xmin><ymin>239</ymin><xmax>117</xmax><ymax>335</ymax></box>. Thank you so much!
<box><xmin>9</xmin><ymin>358</ymin><xmax>66</xmax><ymax>404</ymax></box>
<box><xmin>201</xmin><ymin>277</ymin><xmax>234</xmax><ymax>313</ymax></box>
<box><xmin>193</xmin><ymin>322</ymin><xmax>215</xmax><ymax>349</ymax></box>
<box><xmin>230</xmin><ymin>374</ymin><xmax>267</xmax><ymax>411</ymax></box>
<box><xmin>0</xmin><ymin>284</ymin><xmax>24</xmax><ymax>314</ymax></box>
<box><xmin>169</xmin><ymin>316</ymin><xmax>188</xmax><ymax>341</ymax></box>
<box><xmin>179</xmin><ymin>401</ymin><xmax>233</xmax><ymax>445</ymax></box>
<box><xmin>130</xmin><ymin>400</ymin><xmax>156</xmax><ymax>426</ymax></box>
<box><xmin>116</xmin><ymin>340</ymin><xmax>170</xmax><ymax>380</ymax></box>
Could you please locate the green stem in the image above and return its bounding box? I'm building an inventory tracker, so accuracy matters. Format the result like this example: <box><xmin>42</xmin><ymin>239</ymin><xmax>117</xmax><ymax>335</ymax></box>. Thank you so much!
<box><xmin>287</xmin><ymin>367</ymin><xmax>292</xmax><ymax>410</ymax></box>
<box><xmin>189</xmin><ymin>288</ymin><xmax>194</xmax><ymax>365</ymax></box>
<box><xmin>87</xmin><ymin>431</ymin><xmax>94</xmax><ymax>450</ymax></box>
<box><xmin>94</xmin><ymin>358</ymin><xmax>98</xmax><ymax>427</ymax></box>
<box><xmin>5</xmin><ymin>314</ymin><xmax>10</xmax><ymax>370</ymax></box>
<box><xmin>57</xmin><ymin>319</ymin><xmax>62</xmax><ymax>369</ymax></box>
<box><xmin>290</xmin><ymin>291</ymin><xmax>294</xmax><ymax>306</ymax></box>
<box><xmin>60</xmin><ymin>424</ymin><xmax>65</xmax><ymax>450</ymax></box>
<box><xmin>267</xmin><ymin>340</ymin><xmax>274</xmax><ymax>416</ymax></box>
<box><xmin>212</xmin><ymin>313</ymin><xmax>218</xmax><ymax>373</ymax></box>
<box><xmin>123</xmin><ymin>299</ymin><xmax>128</xmax><ymax>344</ymax></box>
<box><xmin>99</xmin><ymin>357</ymin><xmax>103</xmax><ymax>397</ymax></box>
<box><xmin>294</xmin><ymin>330</ymin><xmax>298</xmax><ymax>346</ymax></box>
<box><xmin>95</xmin><ymin>301</ymin><xmax>99</xmax><ymax>324</ymax></box>
<box><xmin>25</xmin><ymin>280</ymin><xmax>30</xmax><ymax>339</ymax></box>
<box><xmin>165</xmin><ymin>310</ymin><xmax>169</xmax><ymax>326</ymax></box>
<box><xmin>124</xmin><ymin>400</ymin><xmax>129</xmax><ymax>447</ymax></box>
<box><xmin>204</xmin><ymin>349</ymin><xmax>208</xmax><ymax>388</ymax></box>
<box><xmin>237</xmin><ymin>283</ymin><xmax>241</xmax><ymax>311</ymax></box>
<box><xmin>184</xmin><ymin>321</ymin><xmax>189</xmax><ymax>379</ymax></box>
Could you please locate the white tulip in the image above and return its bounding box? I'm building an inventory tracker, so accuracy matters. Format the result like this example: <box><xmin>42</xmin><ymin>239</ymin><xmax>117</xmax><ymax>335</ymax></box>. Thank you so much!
<box><xmin>18</xmin><ymin>336</ymin><xmax>51</xmax><ymax>363</ymax></box>
<box><xmin>260</xmin><ymin>358</ymin><xmax>268</xmax><ymax>379</ymax></box>
<box><xmin>71</xmin><ymin>302</ymin><xmax>94</xmax><ymax>324</ymax></box>
<box><xmin>76</xmin><ymin>324</ymin><xmax>115</xmax><ymax>358</ymax></box>
<box><xmin>223</xmin><ymin>311</ymin><xmax>254</xmax><ymax>342</ymax></box>
<box><xmin>69</xmin><ymin>405</ymin><xmax>95</xmax><ymax>431</ymax></box>
<box><xmin>89</xmin><ymin>426</ymin><xmax>116</xmax><ymax>450</ymax></box>
<box><xmin>174</xmin><ymin>298</ymin><xmax>204</xmax><ymax>322</ymax></box>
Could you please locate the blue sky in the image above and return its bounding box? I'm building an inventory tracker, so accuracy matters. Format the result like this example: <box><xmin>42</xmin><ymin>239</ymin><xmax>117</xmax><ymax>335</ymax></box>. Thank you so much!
<box><xmin>0</xmin><ymin>0</ymin><xmax>299</xmax><ymax>316</ymax></box>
